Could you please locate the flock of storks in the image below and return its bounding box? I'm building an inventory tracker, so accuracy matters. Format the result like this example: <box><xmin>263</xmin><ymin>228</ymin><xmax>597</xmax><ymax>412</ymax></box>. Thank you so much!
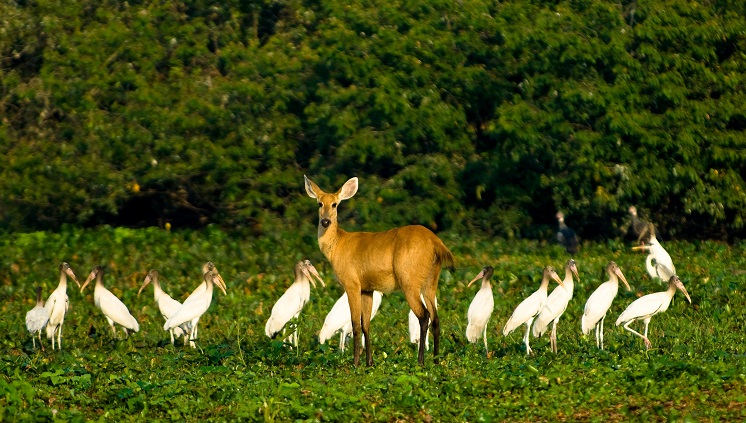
<box><xmin>25</xmin><ymin>193</ymin><xmax>690</xmax><ymax>361</ymax></box>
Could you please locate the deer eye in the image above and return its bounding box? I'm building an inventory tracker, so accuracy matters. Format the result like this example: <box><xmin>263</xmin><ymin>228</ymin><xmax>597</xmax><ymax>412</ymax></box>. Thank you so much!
<box><xmin>332</xmin><ymin>203</ymin><xmax>337</xmax><ymax>208</ymax></box>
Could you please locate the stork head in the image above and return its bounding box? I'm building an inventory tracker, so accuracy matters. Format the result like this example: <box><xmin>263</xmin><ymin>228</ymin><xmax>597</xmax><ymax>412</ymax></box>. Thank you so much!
<box><xmin>300</xmin><ymin>259</ymin><xmax>325</xmax><ymax>288</ymax></box>
<box><xmin>138</xmin><ymin>269</ymin><xmax>158</xmax><ymax>296</ymax></box>
<box><xmin>468</xmin><ymin>266</ymin><xmax>494</xmax><ymax>288</ymax></box>
<box><xmin>61</xmin><ymin>262</ymin><xmax>81</xmax><ymax>288</ymax></box>
<box><xmin>606</xmin><ymin>261</ymin><xmax>631</xmax><ymax>291</ymax></box>
<box><xmin>670</xmin><ymin>275</ymin><xmax>692</xmax><ymax>303</ymax></box>
<box><xmin>566</xmin><ymin>259</ymin><xmax>579</xmax><ymax>282</ymax></box>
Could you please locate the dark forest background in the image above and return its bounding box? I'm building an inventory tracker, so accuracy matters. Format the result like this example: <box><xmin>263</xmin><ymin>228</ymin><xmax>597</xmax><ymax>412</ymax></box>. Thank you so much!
<box><xmin>1</xmin><ymin>0</ymin><xmax>744</xmax><ymax>241</ymax></box>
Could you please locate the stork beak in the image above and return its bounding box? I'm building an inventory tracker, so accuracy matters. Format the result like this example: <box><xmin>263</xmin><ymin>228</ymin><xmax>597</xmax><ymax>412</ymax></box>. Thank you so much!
<box><xmin>303</xmin><ymin>262</ymin><xmax>325</xmax><ymax>288</ymax></box>
<box><xmin>616</xmin><ymin>268</ymin><xmax>631</xmax><ymax>291</ymax></box>
<box><xmin>674</xmin><ymin>277</ymin><xmax>692</xmax><ymax>303</ymax></box>
<box><xmin>551</xmin><ymin>270</ymin><xmax>564</xmax><ymax>287</ymax></box>
<box><xmin>66</xmin><ymin>267</ymin><xmax>81</xmax><ymax>288</ymax></box>
<box><xmin>468</xmin><ymin>268</ymin><xmax>486</xmax><ymax>287</ymax></box>
<box><xmin>213</xmin><ymin>273</ymin><xmax>227</xmax><ymax>295</ymax></box>
<box><xmin>571</xmin><ymin>263</ymin><xmax>580</xmax><ymax>282</ymax></box>
<box><xmin>80</xmin><ymin>270</ymin><xmax>96</xmax><ymax>293</ymax></box>
<box><xmin>631</xmin><ymin>245</ymin><xmax>650</xmax><ymax>251</ymax></box>
<box><xmin>138</xmin><ymin>274</ymin><xmax>151</xmax><ymax>297</ymax></box>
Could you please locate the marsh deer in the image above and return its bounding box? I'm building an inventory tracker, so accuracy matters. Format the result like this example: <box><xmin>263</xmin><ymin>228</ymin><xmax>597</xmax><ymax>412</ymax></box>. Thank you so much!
<box><xmin>304</xmin><ymin>175</ymin><xmax>454</xmax><ymax>366</ymax></box>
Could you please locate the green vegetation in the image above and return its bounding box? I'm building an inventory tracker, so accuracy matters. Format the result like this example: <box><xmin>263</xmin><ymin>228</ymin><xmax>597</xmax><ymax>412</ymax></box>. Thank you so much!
<box><xmin>2</xmin><ymin>0</ymin><xmax>745</xmax><ymax>239</ymax></box>
<box><xmin>2</xmin><ymin>227</ymin><xmax>745</xmax><ymax>421</ymax></box>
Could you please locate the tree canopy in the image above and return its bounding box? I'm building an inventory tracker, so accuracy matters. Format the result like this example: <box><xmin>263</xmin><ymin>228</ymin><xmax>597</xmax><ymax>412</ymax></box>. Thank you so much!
<box><xmin>1</xmin><ymin>0</ymin><xmax>744</xmax><ymax>240</ymax></box>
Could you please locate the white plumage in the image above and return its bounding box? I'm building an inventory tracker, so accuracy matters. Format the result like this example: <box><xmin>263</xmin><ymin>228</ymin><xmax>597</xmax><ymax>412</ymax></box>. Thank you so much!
<box><xmin>178</xmin><ymin>262</ymin><xmax>227</xmax><ymax>347</ymax></box>
<box><xmin>532</xmin><ymin>259</ymin><xmax>579</xmax><ymax>353</ymax></box>
<box><xmin>466</xmin><ymin>266</ymin><xmax>494</xmax><ymax>353</ymax></box>
<box><xmin>44</xmin><ymin>262</ymin><xmax>80</xmax><ymax>350</ymax></box>
<box><xmin>164</xmin><ymin>269</ymin><xmax>226</xmax><ymax>347</ymax></box>
<box><xmin>26</xmin><ymin>287</ymin><xmax>50</xmax><ymax>350</ymax></box>
<box><xmin>318</xmin><ymin>291</ymin><xmax>382</xmax><ymax>352</ymax></box>
<box><xmin>616</xmin><ymin>264</ymin><xmax>691</xmax><ymax>349</ymax></box>
<box><xmin>632</xmin><ymin>231</ymin><xmax>675</xmax><ymax>280</ymax></box>
<box><xmin>138</xmin><ymin>269</ymin><xmax>189</xmax><ymax>345</ymax></box>
<box><xmin>265</xmin><ymin>260</ymin><xmax>325</xmax><ymax>347</ymax></box>
<box><xmin>503</xmin><ymin>266</ymin><xmax>563</xmax><ymax>355</ymax></box>
<box><xmin>81</xmin><ymin>266</ymin><xmax>139</xmax><ymax>338</ymax></box>
<box><xmin>581</xmin><ymin>261</ymin><xmax>630</xmax><ymax>350</ymax></box>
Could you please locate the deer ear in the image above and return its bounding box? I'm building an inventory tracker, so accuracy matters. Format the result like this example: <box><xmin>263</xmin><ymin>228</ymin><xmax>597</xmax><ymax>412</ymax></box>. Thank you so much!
<box><xmin>338</xmin><ymin>177</ymin><xmax>359</xmax><ymax>201</ymax></box>
<box><xmin>304</xmin><ymin>175</ymin><xmax>319</xmax><ymax>199</ymax></box>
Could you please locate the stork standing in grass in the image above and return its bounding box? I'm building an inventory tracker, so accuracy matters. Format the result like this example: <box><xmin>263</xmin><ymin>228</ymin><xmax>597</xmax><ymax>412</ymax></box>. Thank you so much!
<box><xmin>265</xmin><ymin>260</ymin><xmax>325</xmax><ymax>347</ymax></box>
<box><xmin>581</xmin><ymin>261</ymin><xmax>631</xmax><ymax>349</ymax></box>
<box><xmin>138</xmin><ymin>269</ymin><xmax>189</xmax><ymax>345</ymax></box>
<box><xmin>164</xmin><ymin>269</ymin><xmax>227</xmax><ymax>347</ymax></box>
<box><xmin>503</xmin><ymin>266</ymin><xmax>563</xmax><ymax>355</ymax></box>
<box><xmin>81</xmin><ymin>266</ymin><xmax>139</xmax><ymax>338</ymax></box>
<box><xmin>616</xmin><ymin>264</ymin><xmax>691</xmax><ymax>349</ymax></box>
<box><xmin>45</xmin><ymin>262</ymin><xmax>80</xmax><ymax>350</ymax></box>
<box><xmin>556</xmin><ymin>212</ymin><xmax>579</xmax><ymax>255</ymax></box>
<box><xmin>26</xmin><ymin>287</ymin><xmax>50</xmax><ymax>350</ymax></box>
<box><xmin>466</xmin><ymin>266</ymin><xmax>495</xmax><ymax>354</ymax></box>
<box><xmin>532</xmin><ymin>259</ymin><xmax>579</xmax><ymax>353</ymax></box>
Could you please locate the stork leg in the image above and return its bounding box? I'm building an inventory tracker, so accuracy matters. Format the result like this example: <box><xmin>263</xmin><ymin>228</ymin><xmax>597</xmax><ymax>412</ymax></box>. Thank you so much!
<box><xmin>642</xmin><ymin>318</ymin><xmax>652</xmax><ymax>349</ymax></box>
<box><xmin>599</xmin><ymin>315</ymin><xmax>606</xmax><ymax>350</ymax></box>
<box><xmin>38</xmin><ymin>332</ymin><xmax>45</xmax><ymax>352</ymax></box>
<box><xmin>623</xmin><ymin>320</ymin><xmax>651</xmax><ymax>349</ymax></box>
<box><xmin>550</xmin><ymin>320</ymin><xmax>558</xmax><ymax>354</ymax></box>
<box><xmin>32</xmin><ymin>336</ymin><xmax>36</xmax><ymax>349</ymax></box>
<box><xmin>169</xmin><ymin>329</ymin><xmax>175</xmax><ymax>345</ymax></box>
<box><xmin>482</xmin><ymin>325</ymin><xmax>489</xmax><ymax>354</ymax></box>
<box><xmin>523</xmin><ymin>319</ymin><xmax>534</xmax><ymax>355</ymax></box>
<box><xmin>58</xmin><ymin>324</ymin><xmax>63</xmax><ymax>349</ymax></box>
<box><xmin>338</xmin><ymin>331</ymin><xmax>345</xmax><ymax>352</ymax></box>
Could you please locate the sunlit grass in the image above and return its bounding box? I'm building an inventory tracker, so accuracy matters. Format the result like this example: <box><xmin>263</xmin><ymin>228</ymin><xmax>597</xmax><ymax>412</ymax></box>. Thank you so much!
<box><xmin>1</xmin><ymin>227</ymin><xmax>745</xmax><ymax>421</ymax></box>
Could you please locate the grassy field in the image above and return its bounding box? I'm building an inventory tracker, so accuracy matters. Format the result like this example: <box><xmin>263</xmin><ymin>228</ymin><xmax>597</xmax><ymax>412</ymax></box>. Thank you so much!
<box><xmin>1</xmin><ymin>226</ymin><xmax>745</xmax><ymax>421</ymax></box>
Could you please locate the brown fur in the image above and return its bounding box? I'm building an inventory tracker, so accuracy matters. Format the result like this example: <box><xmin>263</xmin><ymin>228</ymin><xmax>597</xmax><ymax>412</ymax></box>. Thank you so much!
<box><xmin>305</xmin><ymin>175</ymin><xmax>454</xmax><ymax>366</ymax></box>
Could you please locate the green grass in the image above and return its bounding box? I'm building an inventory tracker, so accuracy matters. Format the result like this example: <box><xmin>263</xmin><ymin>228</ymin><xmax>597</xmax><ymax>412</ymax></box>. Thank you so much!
<box><xmin>2</xmin><ymin>227</ymin><xmax>746</xmax><ymax>421</ymax></box>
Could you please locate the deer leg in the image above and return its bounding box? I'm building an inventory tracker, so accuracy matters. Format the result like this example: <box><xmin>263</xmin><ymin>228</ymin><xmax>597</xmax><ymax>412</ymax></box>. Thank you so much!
<box><xmin>346</xmin><ymin>289</ymin><xmax>363</xmax><ymax>366</ymax></box>
<box><xmin>403</xmin><ymin>288</ymin><xmax>429</xmax><ymax>365</ymax></box>
<box><xmin>361</xmin><ymin>291</ymin><xmax>374</xmax><ymax>366</ymax></box>
<box><xmin>422</xmin><ymin>281</ymin><xmax>440</xmax><ymax>364</ymax></box>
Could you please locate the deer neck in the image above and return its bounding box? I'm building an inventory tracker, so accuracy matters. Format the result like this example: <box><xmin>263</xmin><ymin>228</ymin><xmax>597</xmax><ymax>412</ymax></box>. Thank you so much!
<box><xmin>317</xmin><ymin>220</ymin><xmax>345</xmax><ymax>261</ymax></box>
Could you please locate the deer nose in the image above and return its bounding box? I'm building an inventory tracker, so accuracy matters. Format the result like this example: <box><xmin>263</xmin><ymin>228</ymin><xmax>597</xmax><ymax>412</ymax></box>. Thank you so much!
<box><xmin>320</xmin><ymin>218</ymin><xmax>331</xmax><ymax>228</ymax></box>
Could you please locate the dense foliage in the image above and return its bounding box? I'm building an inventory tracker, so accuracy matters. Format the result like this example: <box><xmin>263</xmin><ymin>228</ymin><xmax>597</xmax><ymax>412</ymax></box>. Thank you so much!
<box><xmin>1</xmin><ymin>0</ymin><xmax>745</xmax><ymax>239</ymax></box>
<box><xmin>1</xmin><ymin>227</ymin><xmax>745</xmax><ymax>420</ymax></box>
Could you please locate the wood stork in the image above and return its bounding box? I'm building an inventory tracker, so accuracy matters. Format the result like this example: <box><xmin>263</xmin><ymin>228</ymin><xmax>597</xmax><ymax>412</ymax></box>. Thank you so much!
<box><xmin>581</xmin><ymin>261</ymin><xmax>631</xmax><ymax>349</ymax></box>
<box><xmin>81</xmin><ymin>266</ymin><xmax>139</xmax><ymax>338</ymax></box>
<box><xmin>503</xmin><ymin>266</ymin><xmax>563</xmax><ymax>355</ymax></box>
<box><xmin>265</xmin><ymin>260</ymin><xmax>325</xmax><ymax>347</ymax></box>
<box><xmin>138</xmin><ymin>269</ymin><xmax>189</xmax><ymax>346</ymax></box>
<box><xmin>616</xmin><ymin>264</ymin><xmax>691</xmax><ymax>349</ymax></box>
<box><xmin>164</xmin><ymin>269</ymin><xmax>227</xmax><ymax>348</ymax></box>
<box><xmin>26</xmin><ymin>287</ymin><xmax>50</xmax><ymax>350</ymax></box>
<box><xmin>178</xmin><ymin>262</ymin><xmax>227</xmax><ymax>347</ymax></box>
<box><xmin>44</xmin><ymin>262</ymin><xmax>80</xmax><ymax>350</ymax></box>
<box><xmin>627</xmin><ymin>206</ymin><xmax>659</xmax><ymax>243</ymax></box>
<box><xmin>465</xmin><ymin>266</ymin><xmax>495</xmax><ymax>354</ymax></box>
<box><xmin>556</xmin><ymin>212</ymin><xmax>579</xmax><ymax>255</ymax></box>
<box><xmin>532</xmin><ymin>259</ymin><xmax>579</xmax><ymax>353</ymax></box>
<box><xmin>632</xmin><ymin>225</ymin><xmax>675</xmax><ymax>281</ymax></box>
<box><xmin>318</xmin><ymin>291</ymin><xmax>383</xmax><ymax>352</ymax></box>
